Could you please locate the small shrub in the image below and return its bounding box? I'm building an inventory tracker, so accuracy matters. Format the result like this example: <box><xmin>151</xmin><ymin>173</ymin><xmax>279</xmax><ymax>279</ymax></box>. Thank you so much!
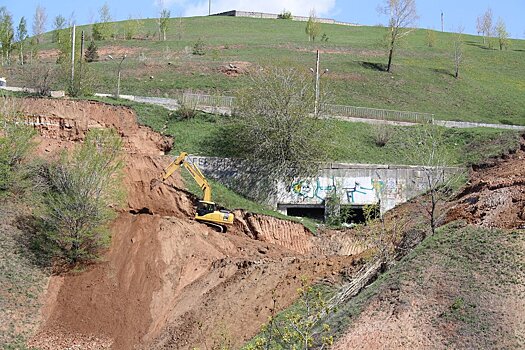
<box><xmin>371</xmin><ymin>123</ymin><xmax>393</xmax><ymax>147</ymax></box>
<box><xmin>171</xmin><ymin>103</ymin><xmax>198</xmax><ymax>121</ymax></box>
<box><xmin>321</xmin><ymin>33</ymin><xmax>329</xmax><ymax>42</ymax></box>
<box><xmin>192</xmin><ymin>38</ymin><xmax>205</xmax><ymax>56</ymax></box>
<box><xmin>278</xmin><ymin>10</ymin><xmax>292</xmax><ymax>19</ymax></box>
<box><xmin>85</xmin><ymin>41</ymin><xmax>99</xmax><ymax>62</ymax></box>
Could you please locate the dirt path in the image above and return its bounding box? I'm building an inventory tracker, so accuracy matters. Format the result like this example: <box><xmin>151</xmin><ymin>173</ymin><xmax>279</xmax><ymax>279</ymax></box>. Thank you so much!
<box><xmin>20</xmin><ymin>98</ymin><xmax>366</xmax><ymax>349</ymax></box>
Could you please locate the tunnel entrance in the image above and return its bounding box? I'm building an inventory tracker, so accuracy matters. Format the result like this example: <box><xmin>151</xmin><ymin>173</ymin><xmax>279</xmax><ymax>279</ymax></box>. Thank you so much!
<box><xmin>279</xmin><ymin>204</ymin><xmax>380</xmax><ymax>224</ymax></box>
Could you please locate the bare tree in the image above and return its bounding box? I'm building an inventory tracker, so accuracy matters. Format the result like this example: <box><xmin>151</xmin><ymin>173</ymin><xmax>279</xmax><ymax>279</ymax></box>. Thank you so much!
<box><xmin>495</xmin><ymin>18</ymin><xmax>510</xmax><ymax>50</ymax></box>
<box><xmin>399</xmin><ymin>124</ymin><xmax>463</xmax><ymax>235</ymax></box>
<box><xmin>480</xmin><ymin>8</ymin><xmax>494</xmax><ymax>47</ymax></box>
<box><xmin>305</xmin><ymin>9</ymin><xmax>321</xmax><ymax>42</ymax></box>
<box><xmin>32</xmin><ymin>4</ymin><xmax>47</xmax><ymax>43</ymax></box>
<box><xmin>159</xmin><ymin>9</ymin><xmax>170</xmax><ymax>41</ymax></box>
<box><xmin>453</xmin><ymin>27</ymin><xmax>464</xmax><ymax>79</ymax></box>
<box><xmin>175</xmin><ymin>14</ymin><xmax>184</xmax><ymax>40</ymax></box>
<box><xmin>476</xmin><ymin>15</ymin><xmax>483</xmax><ymax>37</ymax></box>
<box><xmin>381</xmin><ymin>0</ymin><xmax>419</xmax><ymax>72</ymax></box>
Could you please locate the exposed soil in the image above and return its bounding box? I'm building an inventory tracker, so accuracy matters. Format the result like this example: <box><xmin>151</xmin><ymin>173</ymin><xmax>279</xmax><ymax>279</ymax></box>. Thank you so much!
<box><xmin>20</xmin><ymin>98</ymin><xmax>367</xmax><ymax>349</ymax></box>
<box><xmin>446</xmin><ymin>136</ymin><xmax>525</xmax><ymax>229</ymax></box>
<box><xmin>332</xmin><ymin>137</ymin><xmax>525</xmax><ymax>349</ymax></box>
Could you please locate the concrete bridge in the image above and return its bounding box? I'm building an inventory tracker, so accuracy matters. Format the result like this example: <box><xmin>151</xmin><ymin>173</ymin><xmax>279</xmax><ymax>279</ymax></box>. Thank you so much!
<box><xmin>186</xmin><ymin>156</ymin><xmax>461</xmax><ymax>220</ymax></box>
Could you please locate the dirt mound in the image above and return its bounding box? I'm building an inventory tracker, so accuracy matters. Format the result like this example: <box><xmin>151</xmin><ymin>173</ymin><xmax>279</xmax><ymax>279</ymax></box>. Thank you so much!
<box><xmin>22</xmin><ymin>98</ymin><xmax>366</xmax><ymax>349</ymax></box>
<box><xmin>446</xmin><ymin>137</ymin><xmax>525</xmax><ymax>229</ymax></box>
<box><xmin>19</xmin><ymin>97</ymin><xmax>172</xmax><ymax>155</ymax></box>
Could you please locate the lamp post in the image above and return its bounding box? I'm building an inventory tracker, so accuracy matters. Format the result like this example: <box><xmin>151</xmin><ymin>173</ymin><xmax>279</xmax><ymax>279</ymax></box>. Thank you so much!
<box><xmin>310</xmin><ymin>50</ymin><xmax>329</xmax><ymax>116</ymax></box>
<box><xmin>108</xmin><ymin>54</ymin><xmax>127</xmax><ymax>98</ymax></box>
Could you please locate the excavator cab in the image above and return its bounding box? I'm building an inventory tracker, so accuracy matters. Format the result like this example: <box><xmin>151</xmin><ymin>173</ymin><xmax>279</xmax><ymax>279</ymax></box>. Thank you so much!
<box><xmin>160</xmin><ymin>152</ymin><xmax>235</xmax><ymax>233</ymax></box>
<box><xmin>196</xmin><ymin>200</ymin><xmax>234</xmax><ymax>232</ymax></box>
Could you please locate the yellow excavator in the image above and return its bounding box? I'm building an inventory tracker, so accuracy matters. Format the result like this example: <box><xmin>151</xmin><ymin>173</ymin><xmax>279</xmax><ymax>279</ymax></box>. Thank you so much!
<box><xmin>160</xmin><ymin>152</ymin><xmax>234</xmax><ymax>233</ymax></box>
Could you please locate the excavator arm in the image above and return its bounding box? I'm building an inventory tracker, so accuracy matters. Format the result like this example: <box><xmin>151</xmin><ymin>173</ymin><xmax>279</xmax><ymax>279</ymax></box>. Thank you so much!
<box><xmin>162</xmin><ymin>152</ymin><xmax>212</xmax><ymax>202</ymax></box>
<box><xmin>160</xmin><ymin>152</ymin><xmax>233</xmax><ymax>233</ymax></box>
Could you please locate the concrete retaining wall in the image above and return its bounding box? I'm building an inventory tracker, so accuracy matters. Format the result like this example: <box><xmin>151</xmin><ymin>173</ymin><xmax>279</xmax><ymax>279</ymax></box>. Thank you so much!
<box><xmin>186</xmin><ymin>155</ymin><xmax>461</xmax><ymax>215</ymax></box>
<box><xmin>212</xmin><ymin>10</ymin><xmax>359</xmax><ymax>26</ymax></box>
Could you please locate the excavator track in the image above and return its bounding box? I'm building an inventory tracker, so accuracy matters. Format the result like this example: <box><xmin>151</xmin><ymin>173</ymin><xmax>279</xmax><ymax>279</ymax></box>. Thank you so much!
<box><xmin>200</xmin><ymin>221</ymin><xmax>227</xmax><ymax>233</ymax></box>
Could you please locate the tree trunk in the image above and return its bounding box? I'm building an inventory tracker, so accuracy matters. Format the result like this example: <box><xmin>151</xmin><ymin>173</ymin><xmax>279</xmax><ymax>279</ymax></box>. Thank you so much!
<box><xmin>387</xmin><ymin>47</ymin><xmax>394</xmax><ymax>72</ymax></box>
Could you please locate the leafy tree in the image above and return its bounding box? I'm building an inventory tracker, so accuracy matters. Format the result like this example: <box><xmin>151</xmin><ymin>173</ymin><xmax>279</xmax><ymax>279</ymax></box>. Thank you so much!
<box><xmin>39</xmin><ymin>129</ymin><xmax>124</xmax><ymax>263</ymax></box>
<box><xmin>214</xmin><ymin>67</ymin><xmax>329</xmax><ymax>200</ymax></box>
<box><xmin>278</xmin><ymin>9</ymin><xmax>292</xmax><ymax>19</ymax></box>
<box><xmin>380</xmin><ymin>0</ymin><xmax>419</xmax><ymax>72</ymax></box>
<box><xmin>425</xmin><ymin>28</ymin><xmax>436</xmax><ymax>47</ymax></box>
<box><xmin>246</xmin><ymin>279</ymin><xmax>334</xmax><ymax>350</ymax></box>
<box><xmin>32</xmin><ymin>4</ymin><xmax>47</xmax><ymax>43</ymax></box>
<box><xmin>159</xmin><ymin>9</ymin><xmax>170</xmax><ymax>41</ymax></box>
<box><xmin>85</xmin><ymin>40</ymin><xmax>99</xmax><ymax>62</ymax></box>
<box><xmin>0</xmin><ymin>97</ymin><xmax>36</xmax><ymax>196</ymax></box>
<box><xmin>16</xmin><ymin>17</ymin><xmax>27</xmax><ymax>64</ymax></box>
<box><xmin>123</xmin><ymin>15</ymin><xmax>141</xmax><ymax>40</ymax></box>
<box><xmin>0</xmin><ymin>7</ymin><xmax>14</xmax><ymax>65</ymax></box>
<box><xmin>495</xmin><ymin>18</ymin><xmax>510</xmax><ymax>50</ymax></box>
<box><xmin>52</xmin><ymin>14</ymin><xmax>66</xmax><ymax>43</ymax></box>
<box><xmin>305</xmin><ymin>9</ymin><xmax>321</xmax><ymax>42</ymax></box>
<box><xmin>92</xmin><ymin>3</ymin><xmax>113</xmax><ymax>40</ymax></box>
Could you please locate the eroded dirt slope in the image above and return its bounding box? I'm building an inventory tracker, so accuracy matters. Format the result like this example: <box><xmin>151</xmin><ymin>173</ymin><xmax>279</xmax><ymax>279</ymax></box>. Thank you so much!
<box><xmin>20</xmin><ymin>98</ymin><xmax>365</xmax><ymax>350</ymax></box>
<box><xmin>447</xmin><ymin>137</ymin><xmax>525</xmax><ymax>229</ymax></box>
<box><xmin>332</xmin><ymin>136</ymin><xmax>525</xmax><ymax>349</ymax></box>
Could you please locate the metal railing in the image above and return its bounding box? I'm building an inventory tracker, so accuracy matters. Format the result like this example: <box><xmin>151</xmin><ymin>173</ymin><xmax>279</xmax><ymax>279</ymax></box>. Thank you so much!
<box><xmin>324</xmin><ymin>104</ymin><xmax>434</xmax><ymax>124</ymax></box>
<box><xmin>180</xmin><ymin>92</ymin><xmax>435</xmax><ymax>124</ymax></box>
<box><xmin>182</xmin><ymin>93</ymin><xmax>236</xmax><ymax>109</ymax></box>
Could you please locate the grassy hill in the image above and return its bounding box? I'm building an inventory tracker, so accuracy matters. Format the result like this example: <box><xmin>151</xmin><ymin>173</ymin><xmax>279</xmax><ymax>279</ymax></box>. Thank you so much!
<box><xmin>5</xmin><ymin>16</ymin><xmax>525</xmax><ymax>125</ymax></box>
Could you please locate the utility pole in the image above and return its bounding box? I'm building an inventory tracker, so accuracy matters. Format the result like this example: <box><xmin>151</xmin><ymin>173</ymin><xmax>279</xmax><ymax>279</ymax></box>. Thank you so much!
<box><xmin>71</xmin><ymin>25</ymin><xmax>76</xmax><ymax>88</ymax></box>
<box><xmin>441</xmin><ymin>12</ymin><xmax>444</xmax><ymax>32</ymax></box>
<box><xmin>314</xmin><ymin>50</ymin><xmax>320</xmax><ymax>116</ymax></box>
<box><xmin>209</xmin><ymin>0</ymin><xmax>211</xmax><ymax>15</ymax></box>
<box><xmin>116</xmin><ymin>55</ymin><xmax>126</xmax><ymax>98</ymax></box>
<box><xmin>79</xmin><ymin>30</ymin><xmax>85</xmax><ymax>92</ymax></box>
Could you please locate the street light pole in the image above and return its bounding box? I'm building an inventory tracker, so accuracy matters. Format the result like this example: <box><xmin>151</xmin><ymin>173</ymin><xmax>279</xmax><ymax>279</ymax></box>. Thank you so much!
<box><xmin>116</xmin><ymin>55</ymin><xmax>126</xmax><ymax>98</ymax></box>
<box><xmin>314</xmin><ymin>50</ymin><xmax>320</xmax><ymax>116</ymax></box>
<box><xmin>209</xmin><ymin>0</ymin><xmax>211</xmax><ymax>15</ymax></box>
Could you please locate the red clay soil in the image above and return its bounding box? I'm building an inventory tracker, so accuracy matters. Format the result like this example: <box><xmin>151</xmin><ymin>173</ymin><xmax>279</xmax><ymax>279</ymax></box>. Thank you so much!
<box><xmin>446</xmin><ymin>136</ymin><xmax>525</xmax><ymax>229</ymax></box>
<box><xmin>20</xmin><ymin>98</ymin><xmax>366</xmax><ymax>350</ymax></box>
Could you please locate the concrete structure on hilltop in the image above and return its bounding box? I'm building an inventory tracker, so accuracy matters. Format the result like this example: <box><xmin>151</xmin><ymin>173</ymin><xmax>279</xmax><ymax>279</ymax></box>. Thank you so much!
<box><xmin>212</xmin><ymin>10</ymin><xmax>359</xmax><ymax>27</ymax></box>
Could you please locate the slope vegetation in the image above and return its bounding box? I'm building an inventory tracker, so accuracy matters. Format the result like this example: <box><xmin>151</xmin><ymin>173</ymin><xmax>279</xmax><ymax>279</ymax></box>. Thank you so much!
<box><xmin>5</xmin><ymin>16</ymin><xmax>525</xmax><ymax>124</ymax></box>
<box><xmin>330</xmin><ymin>136</ymin><xmax>525</xmax><ymax>349</ymax></box>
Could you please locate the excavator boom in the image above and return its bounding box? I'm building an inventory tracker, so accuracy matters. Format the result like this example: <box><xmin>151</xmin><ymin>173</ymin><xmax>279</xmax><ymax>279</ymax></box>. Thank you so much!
<box><xmin>161</xmin><ymin>152</ymin><xmax>233</xmax><ymax>232</ymax></box>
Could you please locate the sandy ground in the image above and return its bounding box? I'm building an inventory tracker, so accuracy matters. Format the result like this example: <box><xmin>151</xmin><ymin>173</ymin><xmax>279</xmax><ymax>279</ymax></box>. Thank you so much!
<box><xmin>18</xmin><ymin>98</ymin><xmax>368</xmax><ymax>350</ymax></box>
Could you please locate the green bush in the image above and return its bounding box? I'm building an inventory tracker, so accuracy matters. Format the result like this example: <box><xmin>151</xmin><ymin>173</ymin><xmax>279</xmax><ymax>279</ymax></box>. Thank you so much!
<box><xmin>0</xmin><ymin>101</ymin><xmax>36</xmax><ymax>196</ymax></box>
<box><xmin>192</xmin><ymin>38</ymin><xmax>206</xmax><ymax>55</ymax></box>
<box><xmin>278</xmin><ymin>10</ymin><xmax>292</xmax><ymax>19</ymax></box>
<box><xmin>39</xmin><ymin>129</ymin><xmax>125</xmax><ymax>263</ymax></box>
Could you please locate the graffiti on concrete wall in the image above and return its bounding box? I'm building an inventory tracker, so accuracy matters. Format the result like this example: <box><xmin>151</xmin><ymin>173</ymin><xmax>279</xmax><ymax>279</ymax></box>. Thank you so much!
<box><xmin>290</xmin><ymin>177</ymin><xmax>384</xmax><ymax>205</ymax></box>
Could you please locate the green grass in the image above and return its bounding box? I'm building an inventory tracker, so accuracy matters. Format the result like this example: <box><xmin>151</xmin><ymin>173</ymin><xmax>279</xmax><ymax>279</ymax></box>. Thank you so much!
<box><xmin>88</xmin><ymin>95</ymin><xmax>521</xmax><ymax>167</ymax></box>
<box><xmin>7</xmin><ymin>16</ymin><xmax>525</xmax><ymax>125</ymax></box>
<box><xmin>324</xmin><ymin>223</ymin><xmax>525</xmax><ymax>347</ymax></box>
